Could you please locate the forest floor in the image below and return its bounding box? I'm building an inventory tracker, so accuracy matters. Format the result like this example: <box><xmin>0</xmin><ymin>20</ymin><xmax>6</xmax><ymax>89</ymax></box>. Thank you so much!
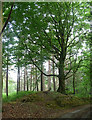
<box><xmin>2</xmin><ymin>91</ymin><xmax>91</xmax><ymax>118</ymax></box>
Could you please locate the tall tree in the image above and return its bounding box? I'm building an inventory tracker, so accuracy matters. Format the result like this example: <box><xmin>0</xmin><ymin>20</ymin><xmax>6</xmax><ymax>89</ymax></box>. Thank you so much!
<box><xmin>48</xmin><ymin>60</ymin><xmax>51</xmax><ymax>91</ymax></box>
<box><xmin>6</xmin><ymin>2</ymin><xmax>90</xmax><ymax>93</ymax></box>
<box><xmin>20</xmin><ymin>67</ymin><xmax>23</xmax><ymax>91</ymax></box>
<box><xmin>52</xmin><ymin>56</ymin><xmax>56</xmax><ymax>91</ymax></box>
<box><xmin>36</xmin><ymin>68</ymin><xmax>39</xmax><ymax>91</ymax></box>
<box><xmin>90</xmin><ymin>2</ymin><xmax>92</xmax><ymax>97</ymax></box>
<box><xmin>30</xmin><ymin>65</ymin><xmax>33</xmax><ymax>91</ymax></box>
<box><xmin>26</xmin><ymin>68</ymin><xmax>29</xmax><ymax>91</ymax></box>
<box><xmin>0</xmin><ymin>1</ymin><xmax>2</xmax><ymax>116</ymax></box>
<box><xmin>24</xmin><ymin>68</ymin><xmax>26</xmax><ymax>91</ymax></box>
<box><xmin>17</xmin><ymin>58</ymin><xmax>20</xmax><ymax>94</ymax></box>
<box><xmin>6</xmin><ymin>56</ymin><xmax>8</xmax><ymax>96</ymax></box>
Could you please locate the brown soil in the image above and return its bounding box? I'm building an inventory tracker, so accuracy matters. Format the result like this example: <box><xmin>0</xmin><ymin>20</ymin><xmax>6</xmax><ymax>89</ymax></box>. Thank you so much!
<box><xmin>2</xmin><ymin>92</ymin><xmax>90</xmax><ymax>118</ymax></box>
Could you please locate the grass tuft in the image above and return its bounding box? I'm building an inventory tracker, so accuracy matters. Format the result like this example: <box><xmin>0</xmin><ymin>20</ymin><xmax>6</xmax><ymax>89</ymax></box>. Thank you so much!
<box><xmin>3</xmin><ymin>91</ymin><xmax>35</xmax><ymax>103</ymax></box>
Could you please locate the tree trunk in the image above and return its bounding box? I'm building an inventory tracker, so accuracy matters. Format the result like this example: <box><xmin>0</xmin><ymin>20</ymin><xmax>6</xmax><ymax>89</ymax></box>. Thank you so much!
<box><xmin>34</xmin><ymin>66</ymin><xmax>36</xmax><ymax>91</ymax></box>
<box><xmin>52</xmin><ymin>56</ymin><xmax>56</xmax><ymax>91</ymax></box>
<box><xmin>27</xmin><ymin>78</ymin><xmax>28</xmax><ymax>91</ymax></box>
<box><xmin>55</xmin><ymin>69</ymin><xmax>59</xmax><ymax>90</ymax></box>
<box><xmin>57</xmin><ymin>60</ymin><xmax>65</xmax><ymax>94</ymax></box>
<box><xmin>73</xmin><ymin>70</ymin><xmax>75</xmax><ymax>94</ymax></box>
<box><xmin>30</xmin><ymin>67</ymin><xmax>32</xmax><ymax>91</ymax></box>
<box><xmin>41</xmin><ymin>72</ymin><xmax>43</xmax><ymax>91</ymax></box>
<box><xmin>6</xmin><ymin>59</ymin><xmax>8</xmax><ymax>97</ymax></box>
<box><xmin>0</xmin><ymin>1</ymin><xmax>2</xmax><ymax>117</ymax></box>
<box><xmin>90</xmin><ymin>3</ymin><xmax>92</xmax><ymax>98</ymax></box>
<box><xmin>17</xmin><ymin>64</ymin><xmax>20</xmax><ymax>94</ymax></box>
<box><xmin>37</xmin><ymin>80</ymin><xmax>39</xmax><ymax>91</ymax></box>
<box><xmin>33</xmin><ymin>65</ymin><xmax>35</xmax><ymax>91</ymax></box>
<box><xmin>41</xmin><ymin>64</ymin><xmax>45</xmax><ymax>91</ymax></box>
<box><xmin>48</xmin><ymin>60</ymin><xmax>51</xmax><ymax>91</ymax></box>
<box><xmin>36</xmin><ymin>68</ymin><xmax>39</xmax><ymax>91</ymax></box>
<box><xmin>26</xmin><ymin>68</ymin><xmax>28</xmax><ymax>91</ymax></box>
<box><xmin>21</xmin><ymin>68</ymin><xmax>22</xmax><ymax>91</ymax></box>
<box><xmin>40</xmin><ymin>41</ymin><xmax>45</xmax><ymax>91</ymax></box>
<box><xmin>24</xmin><ymin>68</ymin><xmax>26</xmax><ymax>91</ymax></box>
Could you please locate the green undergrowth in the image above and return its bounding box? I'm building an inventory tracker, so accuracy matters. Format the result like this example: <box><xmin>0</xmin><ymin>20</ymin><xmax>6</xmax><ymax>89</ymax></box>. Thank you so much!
<box><xmin>19</xmin><ymin>91</ymin><xmax>90</xmax><ymax>109</ymax></box>
<box><xmin>3</xmin><ymin>91</ymin><xmax>90</xmax><ymax>109</ymax></box>
<box><xmin>20</xmin><ymin>92</ymin><xmax>44</xmax><ymax>102</ymax></box>
<box><xmin>3</xmin><ymin>91</ymin><xmax>35</xmax><ymax>103</ymax></box>
<box><xmin>55</xmin><ymin>95</ymin><xmax>90</xmax><ymax>108</ymax></box>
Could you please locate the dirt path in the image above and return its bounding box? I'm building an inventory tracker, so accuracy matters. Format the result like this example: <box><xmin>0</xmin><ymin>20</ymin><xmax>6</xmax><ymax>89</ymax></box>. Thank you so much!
<box><xmin>60</xmin><ymin>104</ymin><xmax>92</xmax><ymax>118</ymax></box>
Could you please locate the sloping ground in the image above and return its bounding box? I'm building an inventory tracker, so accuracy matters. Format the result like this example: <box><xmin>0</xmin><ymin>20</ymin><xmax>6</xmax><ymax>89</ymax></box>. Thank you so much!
<box><xmin>2</xmin><ymin>91</ymin><xmax>91</xmax><ymax>118</ymax></box>
<box><xmin>60</xmin><ymin>104</ymin><xmax>92</xmax><ymax>118</ymax></box>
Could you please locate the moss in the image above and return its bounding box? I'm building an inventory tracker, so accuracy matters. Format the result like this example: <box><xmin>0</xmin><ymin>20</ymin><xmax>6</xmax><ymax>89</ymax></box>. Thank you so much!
<box><xmin>9</xmin><ymin>101</ymin><xmax>16</xmax><ymax>104</ymax></box>
<box><xmin>21</xmin><ymin>94</ymin><xmax>44</xmax><ymax>103</ymax></box>
<box><xmin>55</xmin><ymin>95</ymin><xmax>87</xmax><ymax>107</ymax></box>
<box><xmin>15</xmin><ymin>91</ymin><xmax>90</xmax><ymax>107</ymax></box>
<box><xmin>45</xmin><ymin>101</ymin><xmax>61</xmax><ymax>109</ymax></box>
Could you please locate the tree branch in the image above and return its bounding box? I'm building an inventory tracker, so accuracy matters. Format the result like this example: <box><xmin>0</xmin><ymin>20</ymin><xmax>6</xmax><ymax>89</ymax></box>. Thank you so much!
<box><xmin>65</xmin><ymin>74</ymin><xmax>73</xmax><ymax>80</ymax></box>
<box><xmin>43</xmin><ymin>30</ymin><xmax>61</xmax><ymax>54</ymax></box>
<box><xmin>29</xmin><ymin>53</ymin><xmax>59</xmax><ymax>77</ymax></box>
<box><xmin>66</xmin><ymin>4</ymin><xmax>75</xmax><ymax>45</ymax></box>
<box><xmin>65</xmin><ymin>59</ymin><xmax>83</xmax><ymax>79</ymax></box>
<box><xmin>67</xmin><ymin>31</ymin><xmax>88</xmax><ymax>48</ymax></box>
<box><xmin>24</xmin><ymin>43</ymin><xmax>59</xmax><ymax>77</ymax></box>
<box><xmin>0</xmin><ymin>3</ymin><xmax>14</xmax><ymax>37</ymax></box>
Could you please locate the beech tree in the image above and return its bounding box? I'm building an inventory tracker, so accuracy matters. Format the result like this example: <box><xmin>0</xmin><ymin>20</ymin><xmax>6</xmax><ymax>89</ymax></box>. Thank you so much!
<box><xmin>7</xmin><ymin>2</ymin><xmax>89</xmax><ymax>93</ymax></box>
<box><xmin>1</xmin><ymin>2</ymin><xmax>90</xmax><ymax>95</ymax></box>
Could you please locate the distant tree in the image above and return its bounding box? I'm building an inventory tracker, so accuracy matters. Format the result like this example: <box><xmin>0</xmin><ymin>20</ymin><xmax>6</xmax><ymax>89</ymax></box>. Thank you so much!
<box><xmin>48</xmin><ymin>60</ymin><xmax>51</xmax><ymax>91</ymax></box>
<box><xmin>24</xmin><ymin>68</ymin><xmax>26</xmax><ymax>91</ymax></box>
<box><xmin>30</xmin><ymin>65</ymin><xmax>33</xmax><ymax>91</ymax></box>
<box><xmin>52</xmin><ymin>56</ymin><xmax>56</xmax><ymax>91</ymax></box>
<box><xmin>17</xmin><ymin>57</ymin><xmax>20</xmax><ymax>94</ymax></box>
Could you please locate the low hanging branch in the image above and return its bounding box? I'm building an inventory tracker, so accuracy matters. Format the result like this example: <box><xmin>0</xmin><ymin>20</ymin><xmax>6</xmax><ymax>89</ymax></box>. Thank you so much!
<box><xmin>24</xmin><ymin>43</ymin><xmax>59</xmax><ymax>77</ymax></box>
<box><xmin>29</xmin><ymin>51</ymin><xmax>59</xmax><ymax>77</ymax></box>
<box><xmin>0</xmin><ymin>3</ymin><xmax>14</xmax><ymax>37</ymax></box>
